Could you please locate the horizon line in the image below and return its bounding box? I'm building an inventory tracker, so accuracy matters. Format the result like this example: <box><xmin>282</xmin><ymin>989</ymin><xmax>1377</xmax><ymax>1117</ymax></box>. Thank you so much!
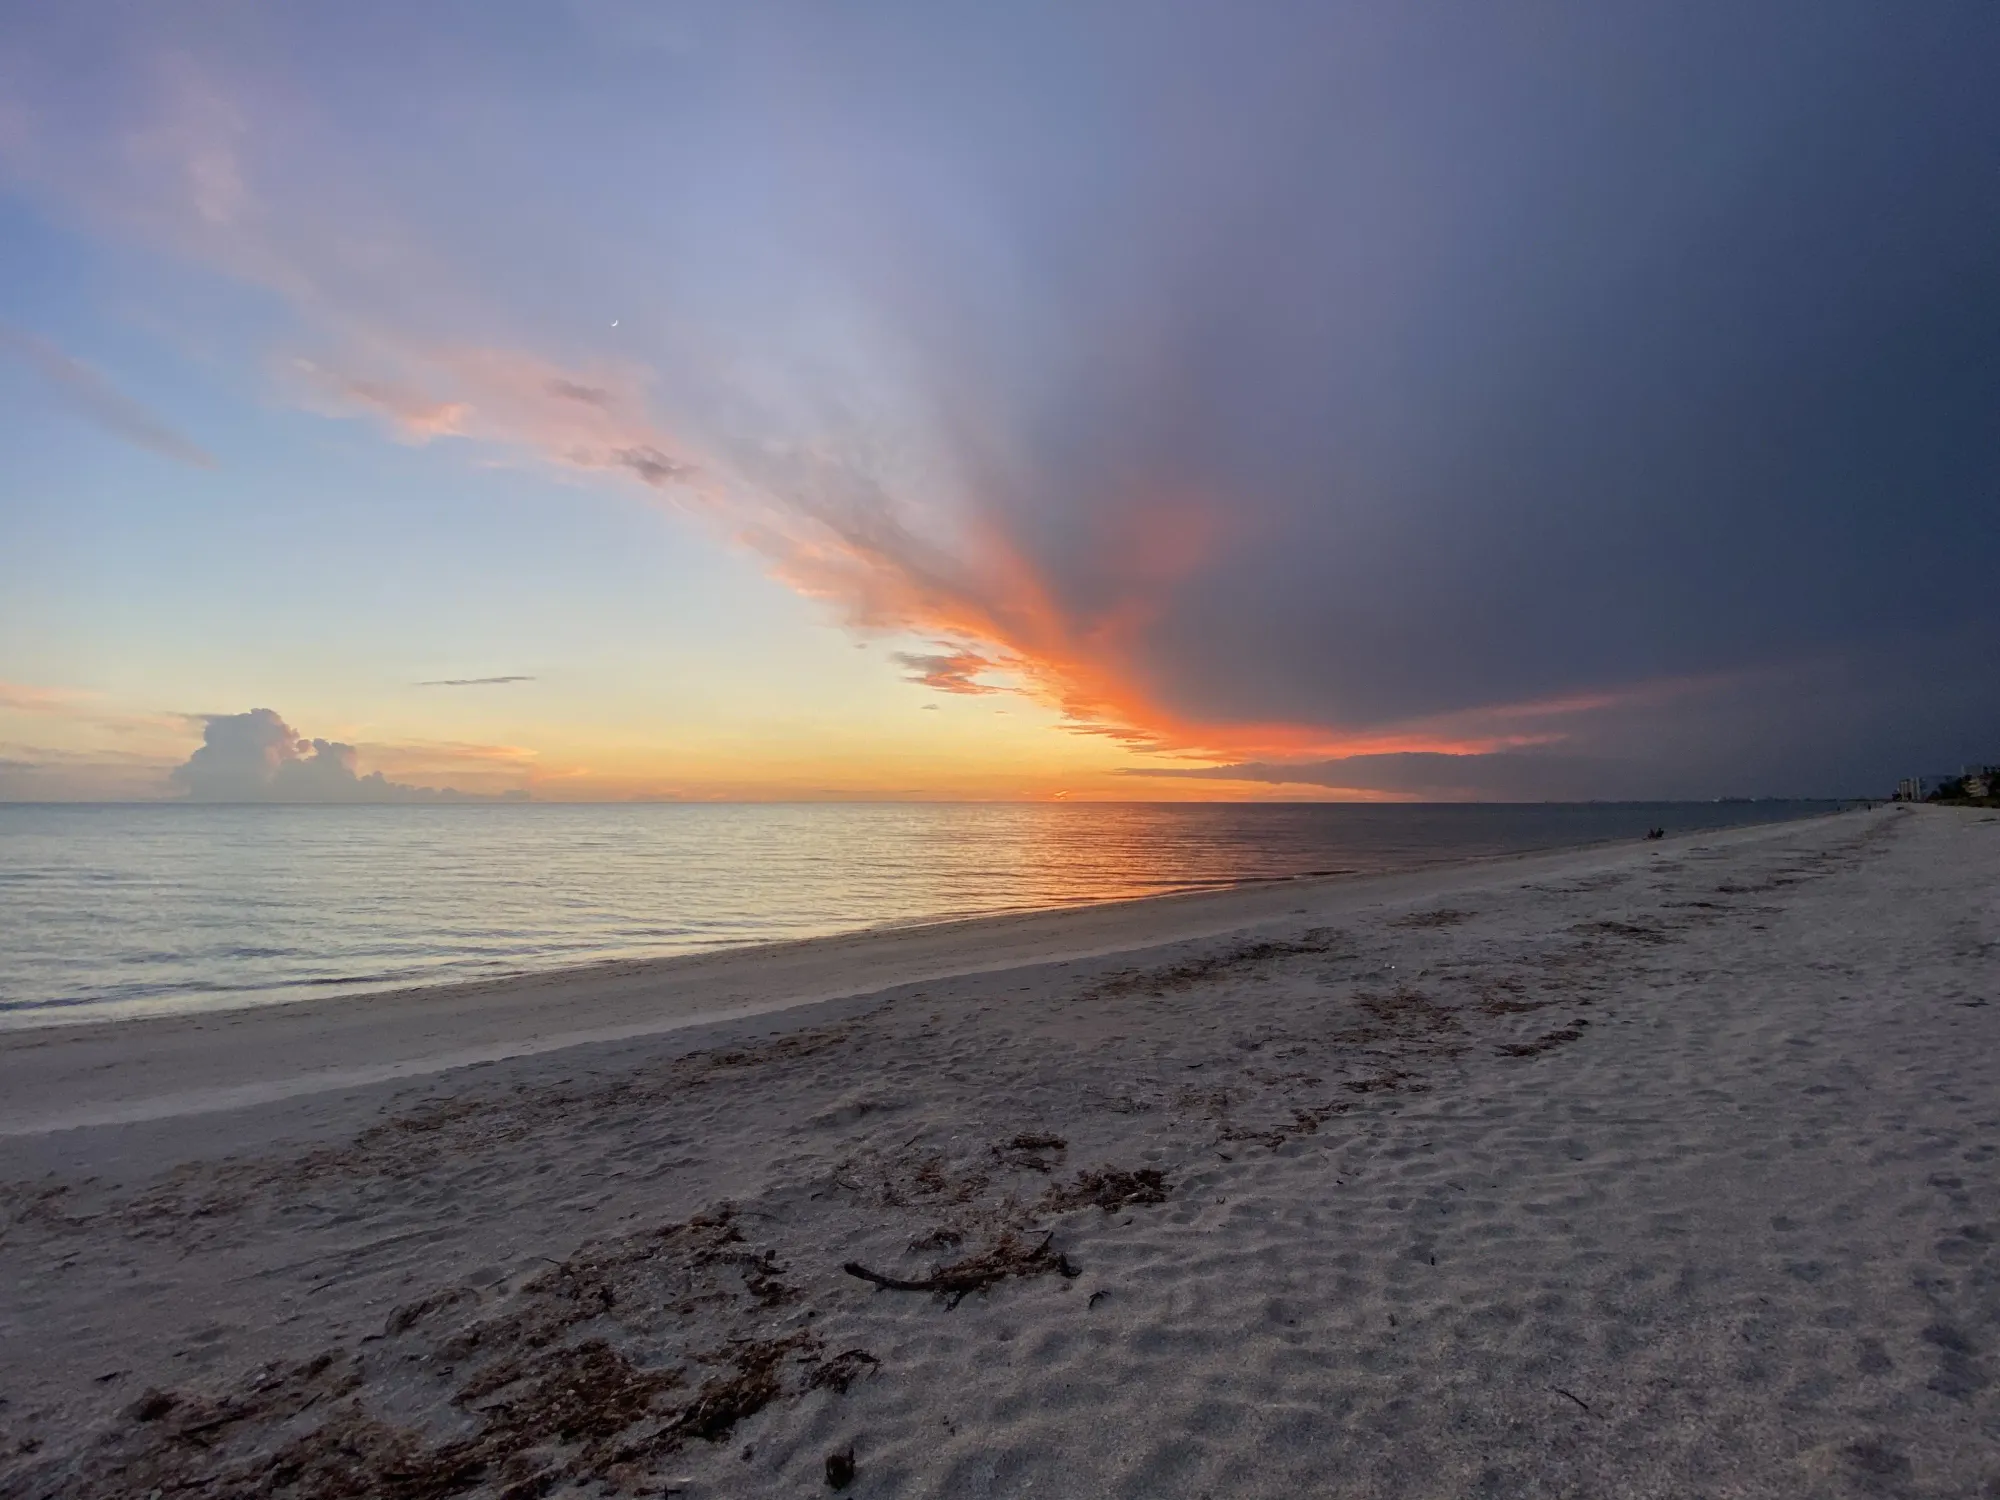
<box><xmin>0</xmin><ymin>795</ymin><xmax>1869</xmax><ymax>809</ymax></box>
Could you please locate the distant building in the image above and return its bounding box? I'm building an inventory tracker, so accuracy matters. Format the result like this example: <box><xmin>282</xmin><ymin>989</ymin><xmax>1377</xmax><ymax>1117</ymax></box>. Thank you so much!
<box><xmin>1895</xmin><ymin>777</ymin><xmax>1923</xmax><ymax>802</ymax></box>
<box><xmin>1964</xmin><ymin>772</ymin><xmax>1992</xmax><ymax>799</ymax></box>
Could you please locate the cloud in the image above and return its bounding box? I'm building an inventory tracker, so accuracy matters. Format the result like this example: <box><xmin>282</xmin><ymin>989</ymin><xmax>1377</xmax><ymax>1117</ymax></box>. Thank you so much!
<box><xmin>613</xmin><ymin>445</ymin><xmax>694</xmax><ymax>486</ymax></box>
<box><xmin>0</xmin><ymin>38</ymin><xmax>1286</xmax><ymax>757</ymax></box>
<box><xmin>171</xmin><ymin>709</ymin><xmax>526</xmax><ymax>802</ymax></box>
<box><xmin>1121</xmin><ymin>641</ymin><xmax>2000</xmax><ymax>800</ymax></box>
<box><xmin>548</xmin><ymin>378</ymin><xmax>612</xmax><ymax>407</ymax></box>
<box><xmin>293</xmin><ymin>365</ymin><xmax>471</xmax><ymax>441</ymax></box>
<box><xmin>418</xmin><ymin>675</ymin><xmax>535</xmax><ymax>687</ymax></box>
<box><xmin>0</xmin><ymin>325</ymin><xmax>215</xmax><ymax>467</ymax></box>
<box><xmin>1124</xmin><ymin>753</ymin><xmax>1626</xmax><ymax>803</ymax></box>
<box><xmin>358</xmin><ymin>737</ymin><xmax>541</xmax><ymax>782</ymax></box>
<box><xmin>8</xmin><ymin>11</ymin><xmax>1998</xmax><ymax>794</ymax></box>
<box><xmin>0</xmin><ymin>682</ymin><xmax>96</xmax><ymax>715</ymax></box>
<box><xmin>0</xmin><ymin>680</ymin><xmax>193</xmax><ymax>739</ymax></box>
<box><xmin>892</xmin><ymin>648</ymin><xmax>1001</xmax><ymax>695</ymax></box>
<box><xmin>285</xmin><ymin>349</ymin><xmax>710</xmax><ymax>493</ymax></box>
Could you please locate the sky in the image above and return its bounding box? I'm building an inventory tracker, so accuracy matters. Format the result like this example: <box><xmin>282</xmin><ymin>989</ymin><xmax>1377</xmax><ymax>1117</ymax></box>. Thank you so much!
<box><xmin>2</xmin><ymin>0</ymin><xmax>1996</xmax><ymax>803</ymax></box>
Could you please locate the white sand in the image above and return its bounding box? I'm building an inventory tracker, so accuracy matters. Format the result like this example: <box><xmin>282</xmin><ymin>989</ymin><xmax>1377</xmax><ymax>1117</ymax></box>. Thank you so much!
<box><xmin>2</xmin><ymin>804</ymin><xmax>1996</xmax><ymax>1498</ymax></box>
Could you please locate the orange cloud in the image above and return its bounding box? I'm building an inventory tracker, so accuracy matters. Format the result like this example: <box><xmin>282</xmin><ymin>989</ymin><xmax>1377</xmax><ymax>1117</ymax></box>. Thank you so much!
<box><xmin>4</xmin><ymin>55</ymin><xmax>1676</xmax><ymax>776</ymax></box>
<box><xmin>267</xmin><ymin>335</ymin><xmax>1686</xmax><ymax>767</ymax></box>
<box><xmin>352</xmin><ymin>736</ymin><xmax>540</xmax><ymax>794</ymax></box>
<box><xmin>359</xmin><ymin>737</ymin><xmax>539</xmax><ymax>769</ymax></box>
<box><xmin>892</xmin><ymin>648</ymin><xmax>1003</xmax><ymax>695</ymax></box>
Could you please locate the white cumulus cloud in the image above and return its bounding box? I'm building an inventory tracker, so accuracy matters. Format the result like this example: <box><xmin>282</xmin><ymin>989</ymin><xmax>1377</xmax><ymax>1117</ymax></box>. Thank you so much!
<box><xmin>172</xmin><ymin>709</ymin><xmax>524</xmax><ymax>802</ymax></box>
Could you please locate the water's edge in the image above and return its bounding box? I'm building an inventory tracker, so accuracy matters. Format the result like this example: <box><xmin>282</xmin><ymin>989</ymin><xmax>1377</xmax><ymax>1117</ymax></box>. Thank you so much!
<box><xmin>0</xmin><ymin>801</ymin><xmax>1846</xmax><ymax>1029</ymax></box>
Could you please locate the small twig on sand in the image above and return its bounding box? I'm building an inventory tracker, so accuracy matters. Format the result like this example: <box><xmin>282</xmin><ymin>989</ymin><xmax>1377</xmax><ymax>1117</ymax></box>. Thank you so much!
<box><xmin>845</xmin><ymin>1265</ymin><xmax>923</xmax><ymax>1291</ymax></box>
<box><xmin>1550</xmin><ymin>1386</ymin><xmax>1594</xmax><ymax>1415</ymax></box>
<box><xmin>844</xmin><ymin>1232</ymin><xmax>1075</xmax><ymax>1308</ymax></box>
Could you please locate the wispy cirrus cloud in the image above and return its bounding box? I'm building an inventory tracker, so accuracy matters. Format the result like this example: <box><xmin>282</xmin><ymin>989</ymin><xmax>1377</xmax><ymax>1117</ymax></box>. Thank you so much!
<box><xmin>291</xmin><ymin>362</ymin><xmax>471</xmax><ymax>442</ymax></box>
<box><xmin>0</xmin><ymin>326</ymin><xmax>215</xmax><ymax>467</ymax></box>
<box><xmin>0</xmin><ymin>681</ymin><xmax>191</xmax><ymax>736</ymax></box>
<box><xmin>0</xmin><ymin>682</ymin><xmax>95</xmax><ymax>715</ymax></box>
<box><xmin>418</xmin><ymin>675</ymin><xmax>536</xmax><ymax>687</ymax></box>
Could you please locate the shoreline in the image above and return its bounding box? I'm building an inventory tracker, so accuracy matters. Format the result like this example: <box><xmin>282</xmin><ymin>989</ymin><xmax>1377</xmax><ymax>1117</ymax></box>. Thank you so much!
<box><xmin>0</xmin><ymin>810</ymin><xmax>1849</xmax><ymax>1136</ymax></box>
<box><xmin>5</xmin><ymin>802</ymin><xmax>1996</xmax><ymax>1497</ymax></box>
<box><xmin>0</xmin><ymin>800</ymin><xmax>1845</xmax><ymax>1035</ymax></box>
<box><xmin>0</xmin><ymin>869</ymin><xmax>1336</xmax><ymax>1033</ymax></box>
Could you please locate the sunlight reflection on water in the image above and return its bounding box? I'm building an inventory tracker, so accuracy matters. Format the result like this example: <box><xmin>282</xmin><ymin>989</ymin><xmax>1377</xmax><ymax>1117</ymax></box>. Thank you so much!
<box><xmin>0</xmin><ymin>801</ymin><xmax>1836</xmax><ymax>1026</ymax></box>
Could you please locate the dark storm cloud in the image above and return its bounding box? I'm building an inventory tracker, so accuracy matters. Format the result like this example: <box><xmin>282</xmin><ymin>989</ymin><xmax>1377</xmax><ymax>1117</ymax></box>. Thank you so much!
<box><xmin>736</xmin><ymin>0</ymin><xmax>2000</xmax><ymax>790</ymax></box>
<box><xmin>1127</xmin><ymin>755</ymin><xmax>1623</xmax><ymax>802</ymax></box>
<box><xmin>1126</xmin><ymin>642</ymin><xmax>2000</xmax><ymax>799</ymax></box>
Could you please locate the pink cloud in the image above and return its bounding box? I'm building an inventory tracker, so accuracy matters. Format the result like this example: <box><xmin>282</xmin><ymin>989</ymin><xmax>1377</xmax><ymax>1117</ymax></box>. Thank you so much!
<box><xmin>0</xmin><ymin>46</ymin><xmax>1717</xmax><ymax>772</ymax></box>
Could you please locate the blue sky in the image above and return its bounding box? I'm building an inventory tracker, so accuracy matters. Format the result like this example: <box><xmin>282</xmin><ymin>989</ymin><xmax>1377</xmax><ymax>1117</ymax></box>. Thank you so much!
<box><xmin>3</xmin><ymin>1</ymin><xmax>1996</xmax><ymax>801</ymax></box>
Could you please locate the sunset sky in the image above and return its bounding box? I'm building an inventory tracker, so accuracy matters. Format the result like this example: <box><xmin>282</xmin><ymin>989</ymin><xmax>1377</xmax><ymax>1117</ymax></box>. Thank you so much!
<box><xmin>3</xmin><ymin>1</ymin><xmax>1996</xmax><ymax>802</ymax></box>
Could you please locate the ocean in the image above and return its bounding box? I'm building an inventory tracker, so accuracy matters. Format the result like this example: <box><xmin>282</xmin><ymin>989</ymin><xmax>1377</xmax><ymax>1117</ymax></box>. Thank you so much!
<box><xmin>0</xmin><ymin>800</ymin><xmax>1841</xmax><ymax>1028</ymax></box>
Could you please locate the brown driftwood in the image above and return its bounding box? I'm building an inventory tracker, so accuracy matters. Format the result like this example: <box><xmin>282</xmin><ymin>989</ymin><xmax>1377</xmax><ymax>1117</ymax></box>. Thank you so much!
<box><xmin>843</xmin><ymin>1232</ymin><xmax>1077</xmax><ymax>1308</ymax></box>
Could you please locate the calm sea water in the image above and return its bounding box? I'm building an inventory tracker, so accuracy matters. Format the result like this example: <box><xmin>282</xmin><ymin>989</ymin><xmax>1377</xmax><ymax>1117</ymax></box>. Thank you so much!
<box><xmin>0</xmin><ymin>801</ymin><xmax>1838</xmax><ymax>1028</ymax></box>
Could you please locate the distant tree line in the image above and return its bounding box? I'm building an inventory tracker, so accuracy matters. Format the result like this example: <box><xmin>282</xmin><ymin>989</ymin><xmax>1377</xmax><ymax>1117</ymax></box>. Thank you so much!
<box><xmin>1927</xmin><ymin>766</ymin><xmax>2000</xmax><ymax>806</ymax></box>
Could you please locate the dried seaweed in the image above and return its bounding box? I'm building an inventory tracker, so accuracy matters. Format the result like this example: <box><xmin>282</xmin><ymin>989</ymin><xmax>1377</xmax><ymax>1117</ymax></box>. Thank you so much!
<box><xmin>1497</xmin><ymin>1027</ymin><xmax>1586</xmax><ymax>1058</ymax></box>
<box><xmin>1085</xmin><ymin>930</ymin><xmax>1339</xmax><ymax>999</ymax></box>
<box><xmin>1356</xmin><ymin>987</ymin><xmax>1462</xmax><ymax>1036</ymax></box>
<box><xmin>1228</xmin><ymin>1099</ymin><xmax>1354</xmax><ymax>1151</ymax></box>
<box><xmin>991</xmin><ymin>1133</ymin><xmax>1068</xmax><ymax>1171</ymax></box>
<box><xmin>1391</xmin><ymin>908</ymin><xmax>1474</xmax><ymax>929</ymax></box>
<box><xmin>1480</xmin><ymin>999</ymin><xmax>1561</xmax><ymax>1016</ymax></box>
<box><xmin>1342</xmin><ymin>1069</ymin><xmax>1416</xmax><ymax>1094</ymax></box>
<box><xmin>805</xmin><ymin>1349</ymin><xmax>881</xmax><ymax>1395</ymax></box>
<box><xmin>1574</xmin><ymin>919</ymin><xmax>1672</xmax><ymax>945</ymax></box>
<box><xmin>470</xmin><ymin>1339</ymin><xmax>681</xmax><ymax>1447</ymax></box>
<box><xmin>440</xmin><ymin>1208</ymin><xmax>765</xmax><ymax>1367</ymax></box>
<box><xmin>266</xmin><ymin>1409</ymin><xmax>492</xmax><ymax>1500</ymax></box>
<box><xmin>1041</xmin><ymin>1167</ymin><xmax>1169</xmax><ymax>1213</ymax></box>
<box><xmin>385</xmin><ymin>1289</ymin><xmax>467</xmax><ymax>1337</ymax></box>
<box><xmin>661</xmin><ymin>1335</ymin><xmax>814</xmax><ymax>1445</ymax></box>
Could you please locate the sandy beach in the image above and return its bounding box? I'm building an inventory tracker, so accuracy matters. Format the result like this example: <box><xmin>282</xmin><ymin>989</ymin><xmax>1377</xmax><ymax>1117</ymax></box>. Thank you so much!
<box><xmin>2</xmin><ymin>803</ymin><xmax>1995</xmax><ymax>1498</ymax></box>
